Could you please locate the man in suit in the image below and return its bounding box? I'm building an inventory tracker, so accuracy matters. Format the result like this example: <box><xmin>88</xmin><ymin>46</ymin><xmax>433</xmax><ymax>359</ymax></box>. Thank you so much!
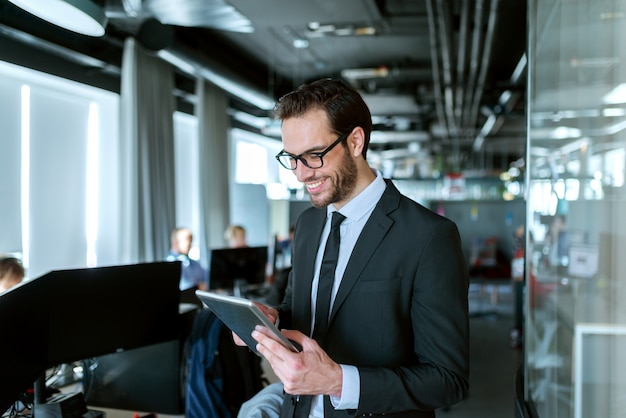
<box><xmin>166</xmin><ymin>227</ymin><xmax>208</xmax><ymax>291</ymax></box>
<box><xmin>237</xmin><ymin>78</ymin><xmax>469</xmax><ymax>417</ymax></box>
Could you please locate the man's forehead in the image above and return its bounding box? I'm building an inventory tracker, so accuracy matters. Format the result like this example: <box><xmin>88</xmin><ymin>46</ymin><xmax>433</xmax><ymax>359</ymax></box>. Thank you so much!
<box><xmin>281</xmin><ymin>112</ymin><xmax>332</xmax><ymax>150</ymax></box>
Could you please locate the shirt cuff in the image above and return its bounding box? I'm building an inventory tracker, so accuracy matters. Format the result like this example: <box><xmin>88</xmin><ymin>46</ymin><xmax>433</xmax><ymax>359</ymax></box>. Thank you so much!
<box><xmin>330</xmin><ymin>365</ymin><xmax>359</xmax><ymax>410</ymax></box>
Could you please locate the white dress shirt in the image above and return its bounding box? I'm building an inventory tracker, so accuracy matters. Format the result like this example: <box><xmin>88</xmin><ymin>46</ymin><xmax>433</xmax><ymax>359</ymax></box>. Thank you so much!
<box><xmin>308</xmin><ymin>169</ymin><xmax>386</xmax><ymax>417</ymax></box>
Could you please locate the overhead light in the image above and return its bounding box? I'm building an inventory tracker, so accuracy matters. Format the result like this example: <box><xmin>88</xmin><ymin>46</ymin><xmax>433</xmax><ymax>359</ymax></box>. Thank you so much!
<box><xmin>307</xmin><ymin>21</ymin><xmax>377</xmax><ymax>38</ymax></box>
<box><xmin>7</xmin><ymin>0</ymin><xmax>107</xmax><ymax>37</ymax></box>
<box><xmin>341</xmin><ymin>67</ymin><xmax>389</xmax><ymax>80</ymax></box>
<box><xmin>292</xmin><ymin>38</ymin><xmax>309</xmax><ymax>49</ymax></box>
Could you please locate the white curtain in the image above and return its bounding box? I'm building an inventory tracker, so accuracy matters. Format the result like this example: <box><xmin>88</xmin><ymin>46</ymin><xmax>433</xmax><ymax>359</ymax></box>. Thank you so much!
<box><xmin>196</xmin><ymin>78</ymin><xmax>230</xmax><ymax>266</ymax></box>
<box><xmin>119</xmin><ymin>38</ymin><xmax>176</xmax><ymax>263</ymax></box>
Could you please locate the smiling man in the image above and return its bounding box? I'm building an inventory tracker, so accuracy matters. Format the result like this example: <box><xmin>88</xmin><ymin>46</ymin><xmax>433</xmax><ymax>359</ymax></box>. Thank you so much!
<box><xmin>236</xmin><ymin>78</ymin><xmax>469</xmax><ymax>418</ymax></box>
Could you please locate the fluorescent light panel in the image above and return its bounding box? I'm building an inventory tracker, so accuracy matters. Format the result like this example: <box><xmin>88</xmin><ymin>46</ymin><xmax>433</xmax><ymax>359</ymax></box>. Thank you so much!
<box><xmin>20</xmin><ymin>85</ymin><xmax>30</xmax><ymax>270</ymax></box>
<box><xmin>86</xmin><ymin>102</ymin><xmax>100</xmax><ymax>267</ymax></box>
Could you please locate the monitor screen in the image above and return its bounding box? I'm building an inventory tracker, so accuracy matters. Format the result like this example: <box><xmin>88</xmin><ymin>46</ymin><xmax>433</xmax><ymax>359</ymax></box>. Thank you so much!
<box><xmin>209</xmin><ymin>246</ymin><xmax>268</xmax><ymax>291</ymax></box>
<box><xmin>0</xmin><ymin>262</ymin><xmax>181</xmax><ymax>412</ymax></box>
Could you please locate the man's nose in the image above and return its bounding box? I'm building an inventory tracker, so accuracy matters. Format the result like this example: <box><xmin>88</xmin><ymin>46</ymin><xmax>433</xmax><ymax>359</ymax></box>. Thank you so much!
<box><xmin>294</xmin><ymin>162</ymin><xmax>314</xmax><ymax>182</ymax></box>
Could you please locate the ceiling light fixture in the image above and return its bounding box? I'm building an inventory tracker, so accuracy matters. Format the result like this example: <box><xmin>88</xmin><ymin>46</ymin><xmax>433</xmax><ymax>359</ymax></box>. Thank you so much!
<box><xmin>341</xmin><ymin>67</ymin><xmax>389</xmax><ymax>80</ymax></box>
<box><xmin>307</xmin><ymin>22</ymin><xmax>376</xmax><ymax>37</ymax></box>
<box><xmin>292</xmin><ymin>38</ymin><xmax>309</xmax><ymax>49</ymax></box>
<box><xmin>6</xmin><ymin>0</ymin><xmax>107</xmax><ymax>37</ymax></box>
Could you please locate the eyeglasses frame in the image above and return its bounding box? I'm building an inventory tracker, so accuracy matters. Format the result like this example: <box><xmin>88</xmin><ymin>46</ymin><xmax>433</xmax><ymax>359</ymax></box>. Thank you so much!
<box><xmin>275</xmin><ymin>129</ymin><xmax>352</xmax><ymax>170</ymax></box>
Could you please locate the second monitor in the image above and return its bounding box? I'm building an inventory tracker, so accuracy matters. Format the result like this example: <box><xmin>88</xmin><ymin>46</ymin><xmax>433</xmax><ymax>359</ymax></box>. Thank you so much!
<box><xmin>209</xmin><ymin>246</ymin><xmax>268</xmax><ymax>295</ymax></box>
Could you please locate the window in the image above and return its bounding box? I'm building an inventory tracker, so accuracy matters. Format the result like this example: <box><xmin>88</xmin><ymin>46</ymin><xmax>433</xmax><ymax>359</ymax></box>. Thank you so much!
<box><xmin>0</xmin><ymin>60</ymin><xmax>120</xmax><ymax>279</ymax></box>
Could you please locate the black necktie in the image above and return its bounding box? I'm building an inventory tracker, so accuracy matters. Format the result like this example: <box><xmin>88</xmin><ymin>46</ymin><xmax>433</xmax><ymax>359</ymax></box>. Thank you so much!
<box><xmin>312</xmin><ymin>211</ymin><xmax>346</xmax><ymax>347</ymax></box>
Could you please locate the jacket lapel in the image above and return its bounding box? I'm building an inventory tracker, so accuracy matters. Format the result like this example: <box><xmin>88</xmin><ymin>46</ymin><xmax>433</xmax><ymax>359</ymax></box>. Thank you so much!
<box><xmin>295</xmin><ymin>207</ymin><xmax>327</xmax><ymax>335</ymax></box>
<box><xmin>330</xmin><ymin>180</ymin><xmax>401</xmax><ymax>321</ymax></box>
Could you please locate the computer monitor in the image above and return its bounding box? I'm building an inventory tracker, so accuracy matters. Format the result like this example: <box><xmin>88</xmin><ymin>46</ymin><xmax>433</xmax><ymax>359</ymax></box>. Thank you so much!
<box><xmin>209</xmin><ymin>246</ymin><xmax>268</xmax><ymax>291</ymax></box>
<box><xmin>0</xmin><ymin>262</ymin><xmax>181</xmax><ymax>412</ymax></box>
<box><xmin>45</xmin><ymin>262</ymin><xmax>181</xmax><ymax>366</ymax></box>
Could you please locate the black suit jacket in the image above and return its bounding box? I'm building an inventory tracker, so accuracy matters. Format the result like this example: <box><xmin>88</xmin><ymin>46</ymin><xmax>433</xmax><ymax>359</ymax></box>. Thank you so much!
<box><xmin>277</xmin><ymin>180</ymin><xmax>469</xmax><ymax>418</ymax></box>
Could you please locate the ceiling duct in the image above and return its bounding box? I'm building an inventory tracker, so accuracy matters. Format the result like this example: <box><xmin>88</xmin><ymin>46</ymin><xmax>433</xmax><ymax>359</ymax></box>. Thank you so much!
<box><xmin>104</xmin><ymin>0</ymin><xmax>254</xmax><ymax>32</ymax></box>
<box><xmin>144</xmin><ymin>0</ymin><xmax>254</xmax><ymax>32</ymax></box>
<box><xmin>157</xmin><ymin>42</ymin><xmax>275</xmax><ymax>110</ymax></box>
<box><xmin>0</xmin><ymin>5</ymin><xmax>273</xmax><ymax>112</ymax></box>
<box><xmin>102</xmin><ymin>0</ymin><xmax>273</xmax><ymax>109</ymax></box>
<box><xmin>426</xmin><ymin>0</ymin><xmax>499</xmax><ymax>141</ymax></box>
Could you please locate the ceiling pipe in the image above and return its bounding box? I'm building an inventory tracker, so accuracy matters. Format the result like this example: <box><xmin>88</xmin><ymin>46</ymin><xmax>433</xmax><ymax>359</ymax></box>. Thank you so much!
<box><xmin>102</xmin><ymin>0</ymin><xmax>273</xmax><ymax>110</ymax></box>
<box><xmin>435</xmin><ymin>0</ymin><xmax>457</xmax><ymax>137</ymax></box>
<box><xmin>454</xmin><ymin>0</ymin><xmax>470</xmax><ymax>124</ymax></box>
<box><xmin>0</xmin><ymin>7</ymin><xmax>273</xmax><ymax>112</ymax></box>
<box><xmin>473</xmin><ymin>53</ymin><xmax>526</xmax><ymax>151</ymax></box>
<box><xmin>427</xmin><ymin>0</ymin><xmax>499</xmax><ymax>146</ymax></box>
<box><xmin>157</xmin><ymin>40</ymin><xmax>275</xmax><ymax>111</ymax></box>
<box><xmin>468</xmin><ymin>0</ymin><xmax>499</xmax><ymax>131</ymax></box>
<box><xmin>461</xmin><ymin>0</ymin><xmax>485</xmax><ymax>130</ymax></box>
<box><xmin>425</xmin><ymin>0</ymin><xmax>448</xmax><ymax>140</ymax></box>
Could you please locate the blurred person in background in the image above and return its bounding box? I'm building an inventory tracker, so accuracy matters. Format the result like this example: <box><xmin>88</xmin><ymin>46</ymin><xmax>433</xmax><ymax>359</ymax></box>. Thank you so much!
<box><xmin>0</xmin><ymin>256</ymin><xmax>25</xmax><ymax>293</ymax></box>
<box><xmin>166</xmin><ymin>227</ymin><xmax>208</xmax><ymax>291</ymax></box>
<box><xmin>225</xmin><ymin>224</ymin><xmax>249</xmax><ymax>248</ymax></box>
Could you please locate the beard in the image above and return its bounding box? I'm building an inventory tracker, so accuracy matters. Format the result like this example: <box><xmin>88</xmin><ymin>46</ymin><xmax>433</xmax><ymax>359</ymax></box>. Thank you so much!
<box><xmin>309</xmin><ymin>147</ymin><xmax>358</xmax><ymax>208</ymax></box>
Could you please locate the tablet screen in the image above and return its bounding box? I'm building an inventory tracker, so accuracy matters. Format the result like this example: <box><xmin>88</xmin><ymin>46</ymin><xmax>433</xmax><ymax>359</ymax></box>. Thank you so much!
<box><xmin>195</xmin><ymin>290</ymin><xmax>298</xmax><ymax>355</ymax></box>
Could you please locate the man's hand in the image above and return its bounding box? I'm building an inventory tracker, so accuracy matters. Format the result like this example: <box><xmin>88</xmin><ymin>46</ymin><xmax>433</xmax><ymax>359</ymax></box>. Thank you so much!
<box><xmin>231</xmin><ymin>302</ymin><xmax>278</xmax><ymax>347</ymax></box>
<box><xmin>252</xmin><ymin>328</ymin><xmax>343</xmax><ymax>398</ymax></box>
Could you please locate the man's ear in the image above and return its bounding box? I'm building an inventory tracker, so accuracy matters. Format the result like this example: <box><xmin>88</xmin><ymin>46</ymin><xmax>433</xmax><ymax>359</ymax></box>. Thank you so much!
<box><xmin>348</xmin><ymin>126</ymin><xmax>365</xmax><ymax>157</ymax></box>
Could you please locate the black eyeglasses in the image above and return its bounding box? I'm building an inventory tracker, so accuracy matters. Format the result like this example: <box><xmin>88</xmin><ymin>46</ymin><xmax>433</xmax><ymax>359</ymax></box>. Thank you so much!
<box><xmin>275</xmin><ymin>130</ymin><xmax>351</xmax><ymax>170</ymax></box>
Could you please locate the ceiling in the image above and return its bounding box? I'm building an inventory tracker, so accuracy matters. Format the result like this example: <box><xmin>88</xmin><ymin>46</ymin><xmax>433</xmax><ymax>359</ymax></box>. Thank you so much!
<box><xmin>0</xmin><ymin>0</ymin><xmax>528</xmax><ymax>178</ymax></box>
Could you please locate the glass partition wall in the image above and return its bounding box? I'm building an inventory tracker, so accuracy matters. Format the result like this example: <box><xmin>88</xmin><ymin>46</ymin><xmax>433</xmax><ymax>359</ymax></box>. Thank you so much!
<box><xmin>526</xmin><ymin>1</ymin><xmax>626</xmax><ymax>417</ymax></box>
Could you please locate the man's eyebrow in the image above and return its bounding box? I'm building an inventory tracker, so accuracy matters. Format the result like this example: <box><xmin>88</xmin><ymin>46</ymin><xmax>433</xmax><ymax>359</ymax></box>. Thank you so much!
<box><xmin>283</xmin><ymin>143</ymin><xmax>328</xmax><ymax>155</ymax></box>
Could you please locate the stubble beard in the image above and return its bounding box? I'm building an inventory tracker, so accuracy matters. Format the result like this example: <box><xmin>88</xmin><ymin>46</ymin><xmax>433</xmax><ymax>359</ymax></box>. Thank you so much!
<box><xmin>309</xmin><ymin>148</ymin><xmax>358</xmax><ymax>208</ymax></box>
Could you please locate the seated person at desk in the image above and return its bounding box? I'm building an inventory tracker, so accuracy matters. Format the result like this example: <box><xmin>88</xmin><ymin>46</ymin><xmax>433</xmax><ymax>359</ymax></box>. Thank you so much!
<box><xmin>222</xmin><ymin>225</ymin><xmax>271</xmax><ymax>297</ymax></box>
<box><xmin>225</xmin><ymin>224</ymin><xmax>248</xmax><ymax>248</ymax></box>
<box><xmin>0</xmin><ymin>256</ymin><xmax>25</xmax><ymax>293</ymax></box>
<box><xmin>166</xmin><ymin>227</ymin><xmax>208</xmax><ymax>291</ymax></box>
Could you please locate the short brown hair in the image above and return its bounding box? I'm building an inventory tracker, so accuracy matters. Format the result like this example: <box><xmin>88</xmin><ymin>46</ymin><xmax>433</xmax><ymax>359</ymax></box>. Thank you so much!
<box><xmin>0</xmin><ymin>256</ymin><xmax>25</xmax><ymax>281</ymax></box>
<box><xmin>273</xmin><ymin>78</ymin><xmax>373</xmax><ymax>159</ymax></box>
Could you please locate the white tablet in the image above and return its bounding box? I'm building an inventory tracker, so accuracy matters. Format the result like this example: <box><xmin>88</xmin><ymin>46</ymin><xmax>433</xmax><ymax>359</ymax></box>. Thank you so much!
<box><xmin>195</xmin><ymin>290</ymin><xmax>299</xmax><ymax>355</ymax></box>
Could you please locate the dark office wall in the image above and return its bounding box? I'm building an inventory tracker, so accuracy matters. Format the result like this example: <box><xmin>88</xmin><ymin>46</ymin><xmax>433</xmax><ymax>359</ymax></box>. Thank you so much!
<box><xmin>431</xmin><ymin>199</ymin><xmax>526</xmax><ymax>264</ymax></box>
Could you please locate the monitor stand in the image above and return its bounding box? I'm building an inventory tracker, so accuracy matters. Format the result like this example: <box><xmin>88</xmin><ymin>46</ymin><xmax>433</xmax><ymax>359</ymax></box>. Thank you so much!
<box><xmin>33</xmin><ymin>373</ymin><xmax>104</xmax><ymax>418</ymax></box>
<box><xmin>233</xmin><ymin>278</ymin><xmax>248</xmax><ymax>297</ymax></box>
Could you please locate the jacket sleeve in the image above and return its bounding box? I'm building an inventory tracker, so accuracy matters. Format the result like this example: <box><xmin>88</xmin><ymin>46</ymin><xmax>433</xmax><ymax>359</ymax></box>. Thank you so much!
<box><xmin>357</xmin><ymin>219</ymin><xmax>470</xmax><ymax>414</ymax></box>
